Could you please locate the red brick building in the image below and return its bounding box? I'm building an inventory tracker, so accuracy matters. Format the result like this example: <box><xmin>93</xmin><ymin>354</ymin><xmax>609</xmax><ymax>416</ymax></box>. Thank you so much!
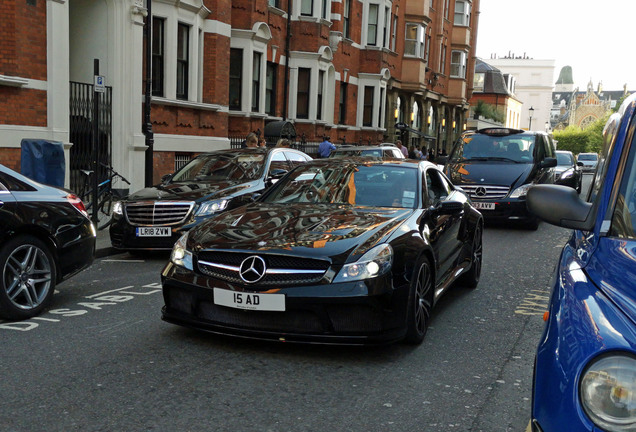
<box><xmin>0</xmin><ymin>0</ymin><xmax>479</xmax><ymax>192</ymax></box>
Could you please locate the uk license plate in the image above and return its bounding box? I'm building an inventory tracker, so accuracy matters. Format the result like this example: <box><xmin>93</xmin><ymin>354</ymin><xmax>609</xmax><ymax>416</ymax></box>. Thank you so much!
<box><xmin>473</xmin><ymin>202</ymin><xmax>495</xmax><ymax>210</ymax></box>
<box><xmin>136</xmin><ymin>227</ymin><xmax>171</xmax><ymax>237</ymax></box>
<box><xmin>213</xmin><ymin>288</ymin><xmax>285</xmax><ymax>311</ymax></box>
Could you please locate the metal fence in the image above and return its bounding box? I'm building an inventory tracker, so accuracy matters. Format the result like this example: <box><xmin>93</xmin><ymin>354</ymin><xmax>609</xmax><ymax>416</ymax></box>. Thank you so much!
<box><xmin>69</xmin><ymin>81</ymin><xmax>112</xmax><ymax>194</ymax></box>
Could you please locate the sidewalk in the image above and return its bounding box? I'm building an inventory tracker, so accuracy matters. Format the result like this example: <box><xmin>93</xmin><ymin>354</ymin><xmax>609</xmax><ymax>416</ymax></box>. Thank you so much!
<box><xmin>95</xmin><ymin>228</ymin><xmax>116</xmax><ymax>258</ymax></box>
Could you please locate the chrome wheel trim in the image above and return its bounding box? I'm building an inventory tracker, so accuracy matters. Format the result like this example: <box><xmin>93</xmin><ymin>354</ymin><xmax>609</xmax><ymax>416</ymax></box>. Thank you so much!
<box><xmin>413</xmin><ymin>261</ymin><xmax>433</xmax><ymax>335</ymax></box>
<box><xmin>3</xmin><ymin>244</ymin><xmax>53</xmax><ymax>310</ymax></box>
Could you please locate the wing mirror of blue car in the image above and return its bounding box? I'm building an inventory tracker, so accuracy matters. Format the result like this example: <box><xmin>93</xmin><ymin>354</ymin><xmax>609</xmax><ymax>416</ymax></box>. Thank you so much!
<box><xmin>527</xmin><ymin>184</ymin><xmax>594</xmax><ymax>231</ymax></box>
<box><xmin>540</xmin><ymin>157</ymin><xmax>558</xmax><ymax>168</ymax></box>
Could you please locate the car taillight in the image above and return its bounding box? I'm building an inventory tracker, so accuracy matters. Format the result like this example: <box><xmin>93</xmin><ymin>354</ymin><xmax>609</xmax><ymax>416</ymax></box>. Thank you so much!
<box><xmin>66</xmin><ymin>194</ymin><xmax>89</xmax><ymax>218</ymax></box>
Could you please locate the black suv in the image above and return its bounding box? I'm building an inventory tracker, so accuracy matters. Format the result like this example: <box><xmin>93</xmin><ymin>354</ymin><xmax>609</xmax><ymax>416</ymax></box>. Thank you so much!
<box><xmin>444</xmin><ymin>128</ymin><xmax>557</xmax><ymax>229</ymax></box>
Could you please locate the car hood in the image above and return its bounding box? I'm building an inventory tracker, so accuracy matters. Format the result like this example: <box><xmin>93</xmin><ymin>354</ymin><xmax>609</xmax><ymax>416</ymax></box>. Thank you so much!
<box><xmin>126</xmin><ymin>180</ymin><xmax>257</xmax><ymax>202</ymax></box>
<box><xmin>446</xmin><ymin>161</ymin><xmax>533</xmax><ymax>187</ymax></box>
<box><xmin>586</xmin><ymin>237</ymin><xmax>636</xmax><ymax>325</ymax></box>
<box><xmin>188</xmin><ymin>203</ymin><xmax>412</xmax><ymax>265</ymax></box>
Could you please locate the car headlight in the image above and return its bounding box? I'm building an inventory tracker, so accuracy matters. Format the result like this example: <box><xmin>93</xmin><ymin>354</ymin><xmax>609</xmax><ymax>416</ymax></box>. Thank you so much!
<box><xmin>333</xmin><ymin>244</ymin><xmax>393</xmax><ymax>283</ymax></box>
<box><xmin>509</xmin><ymin>183</ymin><xmax>533</xmax><ymax>198</ymax></box>
<box><xmin>113</xmin><ymin>201</ymin><xmax>123</xmax><ymax>215</ymax></box>
<box><xmin>171</xmin><ymin>232</ymin><xmax>193</xmax><ymax>270</ymax></box>
<box><xmin>195</xmin><ymin>199</ymin><xmax>229</xmax><ymax>216</ymax></box>
<box><xmin>580</xmin><ymin>354</ymin><xmax>636</xmax><ymax>431</ymax></box>
<box><xmin>558</xmin><ymin>168</ymin><xmax>575</xmax><ymax>180</ymax></box>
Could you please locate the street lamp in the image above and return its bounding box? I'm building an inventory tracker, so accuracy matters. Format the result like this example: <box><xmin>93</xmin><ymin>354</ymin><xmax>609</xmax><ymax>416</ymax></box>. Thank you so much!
<box><xmin>528</xmin><ymin>106</ymin><xmax>534</xmax><ymax>131</ymax></box>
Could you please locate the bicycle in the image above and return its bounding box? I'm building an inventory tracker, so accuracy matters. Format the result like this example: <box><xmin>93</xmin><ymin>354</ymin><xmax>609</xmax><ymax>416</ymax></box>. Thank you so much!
<box><xmin>78</xmin><ymin>162</ymin><xmax>131</xmax><ymax>230</ymax></box>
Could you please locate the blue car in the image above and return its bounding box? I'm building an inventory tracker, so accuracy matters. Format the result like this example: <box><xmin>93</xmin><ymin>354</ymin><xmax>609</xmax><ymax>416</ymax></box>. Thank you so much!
<box><xmin>527</xmin><ymin>94</ymin><xmax>636</xmax><ymax>431</ymax></box>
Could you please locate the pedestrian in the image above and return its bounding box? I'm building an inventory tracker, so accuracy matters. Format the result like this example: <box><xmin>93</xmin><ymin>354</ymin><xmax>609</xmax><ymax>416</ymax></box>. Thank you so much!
<box><xmin>408</xmin><ymin>145</ymin><xmax>417</xmax><ymax>159</ymax></box>
<box><xmin>396</xmin><ymin>140</ymin><xmax>408</xmax><ymax>158</ymax></box>
<box><xmin>420</xmin><ymin>146</ymin><xmax>428</xmax><ymax>160</ymax></box>
<box><xmin>259</xmin><ymin>137</ymin><xmax>267</xmax><ymax>147</ymax></box>
<box><xmin>241</xmin><ymin>132</ymin><xmax>258</xmax><ymax>148</ymax></box>
<box><xmin>318</xmin><ymin>135</ymin><xmax>336</xmax><ymax>158</ymax></box>
<box><xmin>276</xmin><ymin>138</ymin><xmax>290</xmax><ymax>148</ymax></box>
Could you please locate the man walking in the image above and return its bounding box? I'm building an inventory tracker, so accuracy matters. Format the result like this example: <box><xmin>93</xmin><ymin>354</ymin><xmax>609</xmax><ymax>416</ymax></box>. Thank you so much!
<box><xmin>318</xmin><ymin>135</ymin><xmax>336</xmax><ymax>158</ymax></box>
<box><xmin>396</xmin><ymin>140</ymin><xmax>408</xmax><ymax>158</ymax></box>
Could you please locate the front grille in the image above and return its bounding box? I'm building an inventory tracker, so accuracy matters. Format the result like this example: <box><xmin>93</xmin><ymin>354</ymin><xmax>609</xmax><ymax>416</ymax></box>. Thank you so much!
<box><xmin>461</xmin><ymin>184</ymin><xmax>510</xmax><ymax>200</ymax></box>
<box><xmin>196</xmin><ymin>251</ymin><xmax>330</xmax><ymax>287</ymax></box>
<box><xmin>125</xmin><ymin>201</ymin><xmax>194</xmax><ymax>226</ymax></box>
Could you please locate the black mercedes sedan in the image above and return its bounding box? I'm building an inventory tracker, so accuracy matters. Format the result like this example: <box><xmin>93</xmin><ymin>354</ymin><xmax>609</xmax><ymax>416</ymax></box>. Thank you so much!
<box><xmin>0</xmin><ymin>164</ymin><xmax>95</xmax><ymax>320</ymax></box>
<box><xmin>110</xmin><ymin>147</ymin><xmax>312</xmax><ymax>251</ymax></box>
<box><xmin>161</xmin><ymin>158</ymin><xmax>483</xmax><ymax>345</ymax></box>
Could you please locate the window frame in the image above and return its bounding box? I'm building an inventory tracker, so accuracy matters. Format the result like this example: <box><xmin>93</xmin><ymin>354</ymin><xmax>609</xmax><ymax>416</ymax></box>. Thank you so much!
<box><xmin>404</xmin><ymin>23</ymin><xmax>426</xmax><ymax>59</ymax></box>
<box><xmin>450</xmin><ymin>50</ymin><xmax>467</xmax><ymax>78</ymax></box>
<box><xmin>229</xmin><ymin>48</ymin><xmax>243</xmax><ymax>111</ymax></box>
<box><xmin>454</xmin><ymin>0</ymin><xmax>471</xmax><ymax>26</ymax></box>
<box><xmin>151</xmin><ymin>17</ymin><xmax>165</xmax><ymax>97</ymax></box>
<box><xmin>252</xmin><ymin>52</ymin><xmax>262</xmax><ymax>112</ymax></box>
<box><xmin>297</xmin><ymin>67</ymin><xmax>311</xmax><ymax>119</ymax></box>
<box><xmin>265</xmin><ymin>62</ymin><xmax>277</xmax><ymax>116</ymax></box>
<box><xmin>176</xmin><ymin>22</ymin><xmax>190</xmax><ymax>101</ymax></box>
<box><xmin>339</xmin><ymin>82</ymin><xmax>348</xmax><ymax>124</ymax></box>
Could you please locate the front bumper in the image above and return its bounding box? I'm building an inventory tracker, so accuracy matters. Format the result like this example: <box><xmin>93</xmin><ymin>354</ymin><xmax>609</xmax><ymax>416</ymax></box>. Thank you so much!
<box><xmin>471</xmin><ymin>198</ymin><xmax>536</xmax><ymax>223</ymax></box>
<box><xmin>109</xmin><ymin>216</ymin><xmax>197</xmax><ymax>250</ymax></box>
<box><xmin>161</xmin><ymin>262</ymin><xmax>410</xmax><ymax>345</ymax></box>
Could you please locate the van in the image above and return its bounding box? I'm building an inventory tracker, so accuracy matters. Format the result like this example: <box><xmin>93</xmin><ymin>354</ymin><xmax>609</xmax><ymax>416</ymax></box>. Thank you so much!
<box><xmin>444</xmin><ymin>128</ymin><xmax>557</xmax><ymax>229</ymax></box>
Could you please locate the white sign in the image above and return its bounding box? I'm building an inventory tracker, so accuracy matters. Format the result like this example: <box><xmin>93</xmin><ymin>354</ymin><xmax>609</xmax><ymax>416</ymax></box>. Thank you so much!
<box><xmin>94</xmin><ymin>75</ymin><xmax>106</xmax><ymax>93</ymax></box>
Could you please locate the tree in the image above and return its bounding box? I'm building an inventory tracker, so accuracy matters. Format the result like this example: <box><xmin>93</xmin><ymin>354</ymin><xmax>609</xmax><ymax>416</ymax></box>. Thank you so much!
<box><xmin>553</xmin><ymin>125</ymin><xmax>589</xmax><ymax>154</ymax></box>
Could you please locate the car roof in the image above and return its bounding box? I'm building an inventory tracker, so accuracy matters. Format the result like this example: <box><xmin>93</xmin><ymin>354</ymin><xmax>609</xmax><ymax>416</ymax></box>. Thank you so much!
<box><xmin>333</xmin><ymin>145</ymin><xmax>398</xmax><ymax>151</ymax></box>
<box><xmin>556</xmin><ymin>150</ymin><xmax>573</xmax><ymax>154</ymax></box>
<box><xmin>305</xmin><ymin>156</ymin><xmax>431</xmax><ymax>169</ymax></box>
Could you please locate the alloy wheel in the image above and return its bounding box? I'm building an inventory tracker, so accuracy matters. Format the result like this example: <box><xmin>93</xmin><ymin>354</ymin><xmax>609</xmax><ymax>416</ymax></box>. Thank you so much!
<box><xmin>3</xmin><ymin>244</ymin><xmax>53</xmax><ymax>311</ymax></box>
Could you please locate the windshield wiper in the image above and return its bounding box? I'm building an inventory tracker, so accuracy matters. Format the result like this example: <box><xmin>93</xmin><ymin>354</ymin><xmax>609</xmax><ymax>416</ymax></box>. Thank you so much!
<box><xmin>463</xmin><ymin>156</ymin><xmax>522</xmax><ymax>163</ymax></box>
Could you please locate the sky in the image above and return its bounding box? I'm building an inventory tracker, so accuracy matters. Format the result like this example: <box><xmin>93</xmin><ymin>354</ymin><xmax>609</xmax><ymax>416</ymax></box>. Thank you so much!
<box><xmin>476</xmin><ymin>0</ymin><xmax>636</xmax><ymax>91</ymax></box>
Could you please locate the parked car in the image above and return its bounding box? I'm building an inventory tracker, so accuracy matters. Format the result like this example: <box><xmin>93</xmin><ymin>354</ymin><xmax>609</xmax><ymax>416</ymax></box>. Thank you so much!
<box><xmin>328</xmin><ymin>144</ymin><xmax>405</xmax><ymax>159</ymax></box>
<box><xmin>161</xmin><ymin>158</ymin><xmax>483</xmax><ymax>345</ymax></box>
<box><xmin>554</xmin><ymin>150</ymin><xmax>583</xmax><ymax>193</ymax></box>
<box><xmin>577</xmin><ymin>152</ymin><xmax>599</xmax><ymax>172</ymax></box>
<box><xmin>527</xmin><ymin>93</ymin><xmax>636</xmax><ymax>432</ymax></box>
<box><xmin>444</xmin><ymin>128</ymin><xmax>557</xmax><ymax>229</ymax></box>
<box><xmin>109</xmin><ymin>147</ymin><xmax>312</xmax><ymax>251</ymax></box>
<box><xmin>0</xmin><ymin>164</ymin><xmax>95</xmax><ymax>320</ymax></box>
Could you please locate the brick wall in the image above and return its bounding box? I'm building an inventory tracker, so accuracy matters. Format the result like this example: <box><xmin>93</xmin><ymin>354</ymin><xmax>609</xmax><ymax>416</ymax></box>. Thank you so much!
<box><xmin>0</xmin><ymin>148</ymin><xmax>22</xmax><ymax>171</ymax></box>
<box><xmin>0</xmin><ymin>87</ymin><xmax>47</xmax><ymax>126</ymax></box>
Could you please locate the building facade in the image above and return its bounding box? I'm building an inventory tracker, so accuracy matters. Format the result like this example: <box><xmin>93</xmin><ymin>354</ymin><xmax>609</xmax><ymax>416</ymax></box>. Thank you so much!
<box><xmin>0</xmin><ymin>0</ymin><xmax>479</xmax><ymax>192</ymax></box>
<box><xmin>485</xmin><ymin>55</ymin><xmax>555</xmax><ymax>132</ymax></box>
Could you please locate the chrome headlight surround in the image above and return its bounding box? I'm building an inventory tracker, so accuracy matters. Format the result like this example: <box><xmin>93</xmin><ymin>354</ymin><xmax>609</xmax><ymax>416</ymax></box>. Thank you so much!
<box><xmin>333</xmin><ymin>244</ymin><xmax>393</xmax><ymax>283</ymax></box>
<box><xmin>509</xmin><ymin>183</ymin><xmax>533</xmax><ymax>199</ymax></box>
<box><xmin>580</xmin><ymin>353</ymin><xmax>636</xmax><ymax>431</ymax></box>
<box><xmin>195</xmin><ymin>199</ymin><xmax>229</xmax><ymax>217</ymax></box>
<box><xmin>170</xmin><ymin>232</ymin><xmax>193</xmax><ymax>270</ymax></box>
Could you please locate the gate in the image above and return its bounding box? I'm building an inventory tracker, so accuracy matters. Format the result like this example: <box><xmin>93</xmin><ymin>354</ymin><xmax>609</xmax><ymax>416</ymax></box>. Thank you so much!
<box><xmin>69</xmin><ymin>81</ymin><xmax>113</xmax><ymax>194</ymax></box>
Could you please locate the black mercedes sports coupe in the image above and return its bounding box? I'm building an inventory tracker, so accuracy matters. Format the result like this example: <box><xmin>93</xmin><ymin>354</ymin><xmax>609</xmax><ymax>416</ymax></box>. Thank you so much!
<box><xmin>161</xmin><ymin>158</ymin><xmax>483</xmax><ymax>345</ymax></box>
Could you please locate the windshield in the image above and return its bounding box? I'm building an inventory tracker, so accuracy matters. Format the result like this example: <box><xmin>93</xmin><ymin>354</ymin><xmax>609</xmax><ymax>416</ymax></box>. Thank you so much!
<box><xmin>330</xmin><ymin>149</ymin><xmax>383</xmax><ymax>158</ymax></box>
<box><xmin>262</xmin><ymin>164</ymin><xmax>419</xmax><ymax>208</ymax></box>
<box><xmin>556</xmin><ymin>152</ymin><xmax>574</xmax><ymax>166</ymax></box>
<box><xmin>450</xmin><ymin>133</ymin><xmax>535</xmax><ymax>163</ymax></box>
<box><xmin>171</xmin><ymin>153</ymin><xmax>265</xmax><ymax>182</ymax></box>
<box><xmin>578</xmin><ymin>154</ymin><xmax>598</xmax><ymax>161</ymax></box>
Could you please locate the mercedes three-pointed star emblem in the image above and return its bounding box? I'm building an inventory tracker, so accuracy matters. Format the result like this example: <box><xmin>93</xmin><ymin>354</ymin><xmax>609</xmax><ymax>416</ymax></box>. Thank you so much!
<box><xmin>239</xmin><ymin>256</ymin><xmax>267</xmax><ymax>284</ymax></box>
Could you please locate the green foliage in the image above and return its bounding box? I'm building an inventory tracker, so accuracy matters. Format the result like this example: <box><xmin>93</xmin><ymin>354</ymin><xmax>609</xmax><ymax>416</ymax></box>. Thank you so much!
<box><xmin>473</xmin><ymin>100</ymin><xmax>503</xmax><ymax>123</ymax></box>
<box><xmin>553</xmin><ymin>126</ymin><xmax>589</xmax><ymax>154</ymax></box>
<box><xmin>553</xmin><ymin>114</ymin><xmax>610</xmax><ymax>154</ymax></box>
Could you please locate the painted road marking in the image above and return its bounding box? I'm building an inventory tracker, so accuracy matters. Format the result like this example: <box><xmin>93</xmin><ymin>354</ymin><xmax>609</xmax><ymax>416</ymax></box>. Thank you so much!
<box><xmin>0</xmin><ymin>283</ymin><xmax>162</xmax><ymax>332</ymax></box>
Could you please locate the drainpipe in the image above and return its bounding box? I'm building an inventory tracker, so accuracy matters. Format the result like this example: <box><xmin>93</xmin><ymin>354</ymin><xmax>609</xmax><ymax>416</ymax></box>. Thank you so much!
<box><xmin>143</xmin><ymin>0</ymin><xmax>154</xmax><ymax>187</ymax></box>
<box><xmin>283</xmin><ymin>0</ymin><xmax>291</xmax><ymax>120</ymax></box>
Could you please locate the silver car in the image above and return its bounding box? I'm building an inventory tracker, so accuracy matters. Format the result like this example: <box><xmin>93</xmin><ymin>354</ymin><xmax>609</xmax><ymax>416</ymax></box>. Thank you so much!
<box><xmin>577</xmin><ymin>152</ymin><xmax>598</xmax><ymax>172</ymax></box>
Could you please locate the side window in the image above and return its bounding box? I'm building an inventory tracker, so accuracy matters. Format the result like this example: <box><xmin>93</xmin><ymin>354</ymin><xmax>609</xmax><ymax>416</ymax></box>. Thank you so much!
<box><xmin>545</xmin><ymin>136</ymin><xmax>555</xmax><ymax>158</ymax></box>
<box><xmin>268</xmin><ymin>152</ymin><xmax>290</xmax><ymax>176</ymax></box>
<box><xmin>284</xmin><ymin>151</ymin><xmax>309</xmax><ymax>167</ymax></box>
<box><xmin>0</xmin><ymin>179</ymin><xmax>8</xmax><ymax>192</ymax></box>
<box><xmin>609</xmin><ymin>131</ymin><xmax>636</xmax><ymax>239</ymax></box>
<box><xmin>425</xmin><ymin>169</ymin><xmax>450</xmax><ymax>206</ymax></box>
<box><xmin>535</xmin><ymin>136</ymin><xmax>546</xmax><ymax>161</ymax></box>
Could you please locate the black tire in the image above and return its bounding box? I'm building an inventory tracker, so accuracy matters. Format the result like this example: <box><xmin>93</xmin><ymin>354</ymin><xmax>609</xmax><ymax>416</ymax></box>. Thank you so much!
<box><xmin>0</xmin><ymin>235</ymin><xmax>56</xmax><ymax>320</ymax></box>
<box><xmin>458</xmin><ymin>223</ymin><xmax>483</xmax><ymax>288</ymax></box>
<box><xmin>526</xmin><ymin>216</ymin><xmax>540</xmax><ymax>231</ymax></box>
<box><xmin>404</xmin><ymin>256</ymin><xmax>434</xmax><ymax>344</ymax></box>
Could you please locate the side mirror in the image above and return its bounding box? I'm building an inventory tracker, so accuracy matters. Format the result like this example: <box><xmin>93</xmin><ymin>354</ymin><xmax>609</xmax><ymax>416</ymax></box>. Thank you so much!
<box><xmin>269</xmin><ymin>169</ymin><xmax>288</xmax><ymax>179</ymax></box>
<box><xmin>576</xmin><ymin>161</ymin><xmax>584</xmax><ymax>167</ymax></box>
<box><xmin>161</xmin><ymin>173</ymin><xmax>173</xmax><ymax>184</ymax></box>
<box><xmin>540</xmin><ymin>157</ymin><xmax>557</xmax><ymax>168</ymax></box>
<box><xmin>435</xmin><ymin>200</ymin><xmax>464</xmax><ymax>215</ymax></box>
<box><xmin>527</xmin><ymin>185</ymin><xmax>594</xmax><ymax>230</ymax></box>
<box><xmin>435</xmin><ymin>155</ymin><xmax>449</xmax><ymax>166</ymax></box>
